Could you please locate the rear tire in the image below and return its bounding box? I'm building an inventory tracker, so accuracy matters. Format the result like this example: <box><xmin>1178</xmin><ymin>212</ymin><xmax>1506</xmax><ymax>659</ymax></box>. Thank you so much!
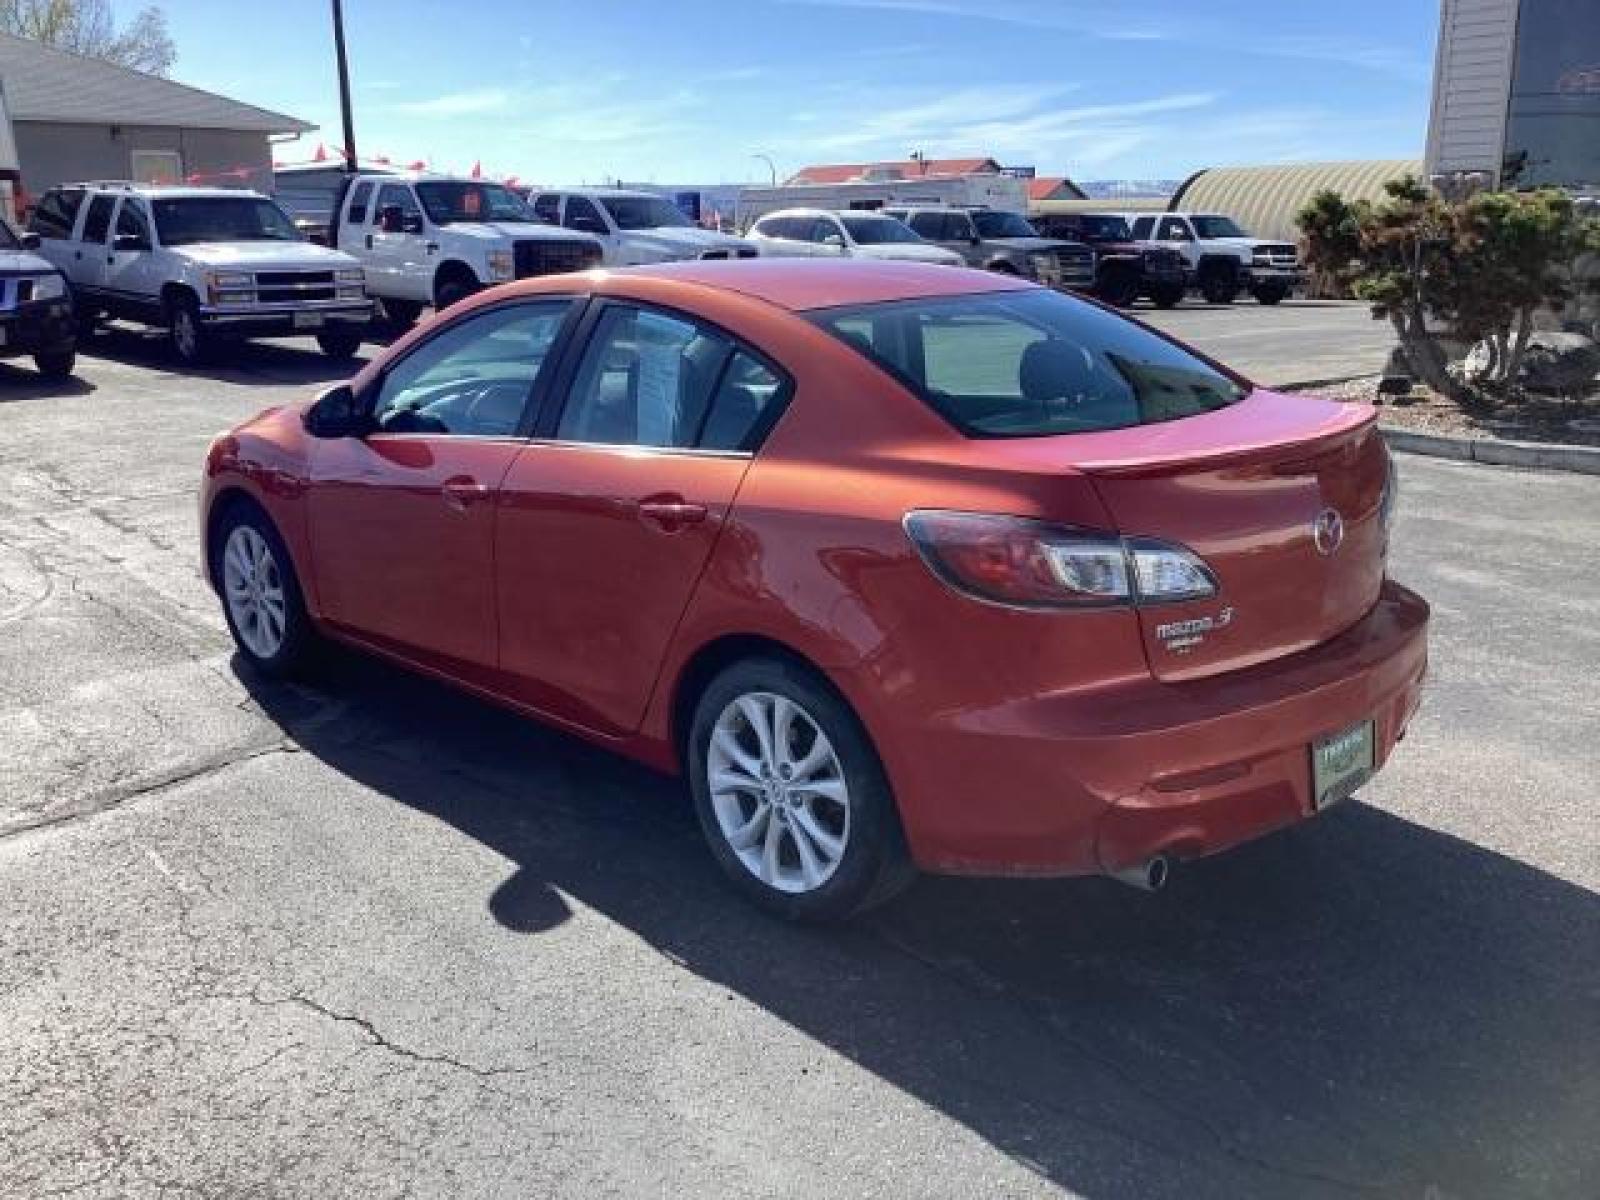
<box><xmin>688</xmin><ymin>657</ymin><xmax>914</xmax><ymax>921</ymax></box>
<box><xmin>211</xmin><ymin>502</ymin><xmax>314</xmax><ymax>679</ymax></box>
<box><xmin>1253</xmin><ymin>283</ymin><xmax>1288</xmax><ymax>305</ymax></box>
<box><xmin>1098</xmin><ymin>272</ymin><xmax>1140</xmax><ymax>308</ymax></box>
<box><xmin>316</xmin><ymin>328</ymin><xmax>363</xmax><ymax>360</ymax></box>
<box><xmin>34</xmin><ymin>350</ymin><xmax>76</xmax><ymax>380</ymax></box>
<box><xmin>1199</xmin><ymin>265</ymin><xmax>1239</xmax><ymax>305</ymax></box>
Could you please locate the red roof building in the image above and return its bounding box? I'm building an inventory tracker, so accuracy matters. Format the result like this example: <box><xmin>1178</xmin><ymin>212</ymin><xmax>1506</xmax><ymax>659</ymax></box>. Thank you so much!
<box><xmin>786</xmin><ymin>157</ymin><xmax>1002</xmax><ymax>184</ymax></box>
<box><xmin>1027</xmin><ymin>176</ymin><xmax>1087</xmax><ymax>202</ymax></box>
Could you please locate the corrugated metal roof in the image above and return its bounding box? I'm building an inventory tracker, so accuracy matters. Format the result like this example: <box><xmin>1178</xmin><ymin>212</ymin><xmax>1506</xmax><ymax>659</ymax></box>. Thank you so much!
<box><xmin>1170</xmin><ymin>159</ymin><xmax>1422</xmax><ymax>242</ymax></box>
<box><xmin>1029</xmin><ymin>196</ymin><xmax>1170</xmax><ymax>216</ymax></box>
<box><xmin>0</xmin><ymin>32</ymin><xmax>312</xmax><ymax>133</ymax></box>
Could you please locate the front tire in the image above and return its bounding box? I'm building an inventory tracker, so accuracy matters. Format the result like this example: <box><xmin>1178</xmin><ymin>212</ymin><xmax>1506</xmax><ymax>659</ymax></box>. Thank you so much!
<box><xmin>1253</xmin><ymin>283</ymin><xmax>1289</xmax><ymax>305</ymax></box>
<box><xmin>212</xmin><ymin>503</ymin><xmax>313</xmax><ymax>678</ymax></box>
<box><xmin>1199</xmin><ymin>266</ymin><xmax>1239</xmax><ymax>305</ymax></box>
<box><xmin>377</xmin><ymin>298</ymin><xmax>422</xmax><ymax>331</ymax></box>
<box><xmin>316</xmin><ymin>328</ymin><xmax>363</xmax><ymax>360</ymax></box>
<box><xmin>1148</xmin><ymin>283</ymin><xmax>1185</xmax><ymax>309</ymax></box>
<box><xmin>34</xmin><ymin>350</ymin><xmax>76</xmax><ymax>380</ymax></box>
<box><xmin>689</xmin><ymin>658</ymin><xmax>913</xmax><ymax>921</ymax></box>
<box><xmin>434</xmin><ymin>275</ymin><xmax>479</xmax><ymax>311</ymax></box>
<box><xmin>167</xmin><ymin>293</ymin><xmax>212</xmax><ymax>365</ymax></box>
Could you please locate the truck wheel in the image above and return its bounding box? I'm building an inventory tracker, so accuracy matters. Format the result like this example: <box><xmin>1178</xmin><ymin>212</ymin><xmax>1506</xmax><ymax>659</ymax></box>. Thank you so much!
<box><xmin>1149</xmin><ymin>283</ymin><xmax>1185</xmax><ymax>309</ymax></box>
<box><xmin>34</xmin><ymin>351</ymin><xmax>76</xmax><ymax>380</ymax></box>
<box><xmin>1253</xmin><ymin>283</ymin><xmax>1289</xmax><ymax>306</ymax></box>
<box><xmin>1099</xmin><ymin>273</ymin><xmax>1140</xmax><ymax>308</ymax></box>
<box><xmin>378</xmin><ymin>298</ymin><xmax>422</xmax><ymax>331</ymax></box>
<box><xmin>434</xmin><ymin>277</ymin><xmax>479</xmax><ymax>311</ymax></box>
<box><xmin>315</xmin><ymin>329</ymin><xmax>363</xmax><ymax>360</ymax></box>
<box><xmin>1198</xmin><ymin>265</ymin><xmax>1238</xmax><ymax>305</ymax></box>
<box><xmin>166</xmin><ymin>293</ymin><xmax>212</xmax><ymax>365</ymax></box>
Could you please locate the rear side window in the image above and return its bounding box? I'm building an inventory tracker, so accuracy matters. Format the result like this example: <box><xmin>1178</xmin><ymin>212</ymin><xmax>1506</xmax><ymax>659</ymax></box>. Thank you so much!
<box><xmin>556</xmin><ymin>305</ymin><xmax>788</xmax><ymax>452</ymax></box>
<box><xmin>30</xmin><ymin>188</ymin><xmax>85</xmax><ymax>239</ymax></box>
<box><xmin>908</xmin><ymin>212</ymin><xmax>942</xmax><ymax>238</ymax></box>
<box><xmin>813</xmin><ymin>290</ymin><xmax>1245</xmax><ymax>438</ymax></box>
<box><xmin>81</xmin><ymin>195</ymin><xmax>117</xmax><ymax>244</ymax></box>
<box><xmin>347</xmin><ymin>181</ymin><xmax>374</xmax><ymax>224</ymax></box>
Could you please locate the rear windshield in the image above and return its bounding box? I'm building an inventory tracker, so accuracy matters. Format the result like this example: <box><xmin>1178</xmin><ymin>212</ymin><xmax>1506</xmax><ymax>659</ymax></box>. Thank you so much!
<box><xmin>812</xmin><ymin>289</ymin><xmax>1246</xmax><ymax>437</ymax></box>
<box><xmin>840</xmin><ymin>216</ymin><xmax>922</xmax><ymax>245</ymax></box>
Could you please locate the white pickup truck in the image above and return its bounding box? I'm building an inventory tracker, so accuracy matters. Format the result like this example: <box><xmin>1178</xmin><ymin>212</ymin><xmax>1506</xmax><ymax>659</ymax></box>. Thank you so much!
<box><xmin>529</xmin><ymin>188</ymin><xmax>757</xmax><ymax>266</ymax></box>
<box><xmin>328</xmin><ymin>173</ymin><xmax>603</xmax><ymax>326</ymax></box>
<box><xmin>1125</xmin><ymin>211</ymin><xmax>1304</xmax><ymax>305</ymax></box>
<box><xmin>29</xmin><ymin>182</ymin><xmax>372</xmax><ymax>364</ymax></box>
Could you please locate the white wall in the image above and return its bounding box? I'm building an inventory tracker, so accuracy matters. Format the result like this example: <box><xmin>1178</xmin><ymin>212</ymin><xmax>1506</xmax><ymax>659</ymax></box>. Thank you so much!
<box><xmin>14</xmin><ymin>121</ymin><xmax>274</xmax><ymax>201</ymax></box>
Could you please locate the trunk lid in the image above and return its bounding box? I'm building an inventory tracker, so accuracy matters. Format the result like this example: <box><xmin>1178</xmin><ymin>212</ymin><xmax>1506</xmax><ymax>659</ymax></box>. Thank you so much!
<box><xmin>1053</xmin><ymin>391</ymin><xmax>1388</xmax><ymax>682</ymax></box>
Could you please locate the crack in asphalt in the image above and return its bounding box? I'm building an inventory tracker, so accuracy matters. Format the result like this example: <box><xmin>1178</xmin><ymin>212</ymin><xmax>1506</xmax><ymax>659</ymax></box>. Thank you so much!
<box><xmin>252</xmin><ymin>992</ymin><xmax>534</xmax><ymax>1081</ymax></box>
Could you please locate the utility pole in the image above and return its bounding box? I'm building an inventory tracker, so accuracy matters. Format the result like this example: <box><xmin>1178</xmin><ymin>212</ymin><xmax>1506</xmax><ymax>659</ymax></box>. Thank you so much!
<box><xmin>331</xmin><ymin>0</ymin><xmax>358</xmax><ymax>172</ymax></box>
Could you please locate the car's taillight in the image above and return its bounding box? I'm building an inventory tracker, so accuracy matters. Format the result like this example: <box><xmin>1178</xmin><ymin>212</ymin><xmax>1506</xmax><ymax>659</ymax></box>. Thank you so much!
<box><xmin>904</xmin><ymin>511</ymin><xmax>1217</xmax><ymax>610</ymax></box>
<box><xmin>1378</xmin><ymin>446</ymin><xmax>1399</xmax><ymax>535</ymax></box>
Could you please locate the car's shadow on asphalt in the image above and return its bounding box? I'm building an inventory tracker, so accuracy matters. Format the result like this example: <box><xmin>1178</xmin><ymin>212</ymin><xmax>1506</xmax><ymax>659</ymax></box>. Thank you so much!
<box><xmin>239</xmin><ymin>647</ymin><xmax>1598</xmax><ymax>1200</ymax></box>
<box><xmin>76</xmin><ymin>323</ymin><xmax>402</xmax><ymax>385</ymax></box>
<box><xmin>0</xmin><ymin>361</ymin><xmax>96</xmax><ymax>400</ymax></box>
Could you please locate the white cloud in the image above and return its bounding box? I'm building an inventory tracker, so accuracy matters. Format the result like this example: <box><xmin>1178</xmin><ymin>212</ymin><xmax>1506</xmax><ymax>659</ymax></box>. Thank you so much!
<box><xmin>395</xmin><ymin>89</ymin><xmax>511</xmax><ymax>117</ymax></box>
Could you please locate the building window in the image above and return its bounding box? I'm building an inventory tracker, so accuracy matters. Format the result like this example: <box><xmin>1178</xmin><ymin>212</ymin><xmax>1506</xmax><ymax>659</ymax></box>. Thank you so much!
<box><xmin>1502</xmin><ymin>0</ymin><xmax>1600</xmax><ymax>190</ymax></box>
<box><xmin>131</xmin><ymin>150</ymin><xmax>184</xmax><ymax>186</ymax></box>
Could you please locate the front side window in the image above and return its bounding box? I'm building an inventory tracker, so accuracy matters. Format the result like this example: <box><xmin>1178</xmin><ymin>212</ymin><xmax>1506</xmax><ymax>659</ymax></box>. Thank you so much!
<box><xmin>1502</xmin><ymin>0</ymin><xmax>1600</xmax><ymax>189</ymax></box>
<box><xmin>840</xmin><ymin>216</ymin><xmax>924</xmax><ymax>245</ymax></box>
<box><xmin>908</xmin><ymin>212</ymin><xmax>943</xmax><ymax>238</ymax></box>
<box><xmin>1189</xmin><ymin>215</ymin><xmax>1247</xmax><ymax>239</ymax></box>
<box><xmin>81</xmin><ymin>195</ymin><xmax>117</xmax><ymax>244</ymax></box>
<box><xmin>598</xmin><ymin>194</ymin><xmax>693</xmax><ymax>230</ymax></box>
<box><xmin>943</xmin><ymin>212</ymin><xmax>978</xmax><ymax>240</ymax></box>
<box><xmin>30</xmin><ymin>189</ymin><xmax>85</xmax><ymax>240</ymax></box>
<box><xmin>152</xmin><ymin>196</ymin><xmax>301</xmax><ymax>245</ymax></box>
<box><xmin>813</xmin><ymin>289</ymin><xmax>1246</xmax><ymax>438</ymax></box>
<box><xmin>415</xmin><ymin>182</ymin><xmax>532</xmax><ymax>224</ymax></box>
<box><xmin>564</xmin><ymin>196</ymin><xmax>608</xmax><ymax>234</ymax></box>
<box><xmin>371</xmin><ymin>301</ymin><xmax>573</xmax><ymax>437</ymax></box>
<box><xmin>1131</xmin><ymin>216</ymin><xmax>1156</xmax><ymax>239</ymax></box>
<box><xmin>115</xmin><ymin>200</ymin><xmax>151</xmax><ymax>243</ymax></box>
<box><xmin>375</xmin><ymin>184</ymin><xmax>421</xmax><ymax>222</ymax></box>
<box><xmin>808</xmin><ymin>217</ymin><xmax>845</xmax><ymax>244</ymax></box>
<box><xmin>556</xmin><ymin>305</ymin><xmax>787</xmax><ymax>451</ymax></box>
<box><xmin>532</xmin><ymin>194</ymin><xmax>561</xmax><ymax>224</ymax></box>
<box><xmin>1157</xmin><ymin>217</ymin><xmax>1194</xmax><ymax>241</ymax></box>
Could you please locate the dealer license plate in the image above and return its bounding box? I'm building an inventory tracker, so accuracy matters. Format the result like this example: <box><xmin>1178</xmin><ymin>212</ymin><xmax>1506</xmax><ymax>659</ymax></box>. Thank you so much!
<box><xmin>1311</xmin><ymin>719</ymin><xmax>1375</xmax><ymax>810</ymax></box>
<box><xmin>293</xmin><ymin>312</ymin><xmax>325</xmax><ymax>329</ymax></box>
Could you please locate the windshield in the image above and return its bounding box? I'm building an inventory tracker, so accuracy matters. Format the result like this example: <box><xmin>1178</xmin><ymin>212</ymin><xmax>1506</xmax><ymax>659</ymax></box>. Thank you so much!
<box><xmin>1074</xmin><ymin>215</ymin><xmax>1133</xmax><ymax>241</ymax></box>
<box><xmin>971</xmin><ymin>211</ymin><xmax>1038</xmax><ymax>239</ymax></box>
<box><xmin>840</xmin><ymin>216</ymin><xmax>923</xmax><ymax>245</ymax></box>
<box><xmin>813</xmin><ymin>289</ymin><xmax>1245</xmax><ymax>437</ymax></box>
<box><xmin>1190</xmin><ymin>215</ymin><xmax>1249</xmax><ymax>238</ymax></box>
<box><xmin>599</xmin><ymin>195</ymin><xmax>693</xmax><ymax>230</ymax></box>
<box><xmin>151</xmin><ymin>197</ymin><xmax>301</xmax><ymax>245</ymax></box>
<box><xmin>416</xmin><ymin>182</ymin><xmax>533</xmax><ymax>224</ymax></box>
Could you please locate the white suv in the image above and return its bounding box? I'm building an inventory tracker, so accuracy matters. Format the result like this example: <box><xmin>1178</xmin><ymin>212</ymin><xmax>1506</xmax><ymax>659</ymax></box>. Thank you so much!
<box><xmin>29</xmin><ymin>182</ymin><xmax>372</xmax><ymax>363</ymax></box>
<box><xmin>745</xmin><ymin>209</ymin><xmax>964</xmax><ymax>266</ymax></box>
<box><xmin>530</xmin><ymin>188</ymin><xmax>756</xmax><ymax>265</ymax></box>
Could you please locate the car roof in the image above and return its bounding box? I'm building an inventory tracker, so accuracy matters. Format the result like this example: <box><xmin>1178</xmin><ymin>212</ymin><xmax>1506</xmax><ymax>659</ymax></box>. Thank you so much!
<box><xmin>553</xmin><ymin>187</ymin><xmax>654</xmax><ymax>199</ymax></box>
<box><xmin>65</xmin><ymin>182</ymin><xmax>266</xmax><ymax>200</ymax></box>
<box><xmin>588</xmin><ymin>259</ymin><xmax>1032</xmax><ymax>312</ymax></box>
<box><xmin>757</xmin><ymin>208</ymin><xmax>899</xmax><ymax>221</ymax></box>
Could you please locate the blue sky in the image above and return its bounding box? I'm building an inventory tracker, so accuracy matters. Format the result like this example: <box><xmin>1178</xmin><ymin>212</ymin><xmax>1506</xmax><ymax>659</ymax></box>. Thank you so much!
<box><xmin>122</xmin><ymin>0</ymin><xmax>1439</xmax><ymax>185</ymax></box>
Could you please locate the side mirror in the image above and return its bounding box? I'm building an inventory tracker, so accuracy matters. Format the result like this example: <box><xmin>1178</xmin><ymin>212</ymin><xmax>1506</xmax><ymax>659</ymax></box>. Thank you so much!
<box><xmin>402</xmin><ymin>214</ymin><xmax>425</xmax><ymax>235</ymax></box>
<box><xmin>112</xmin><ymin>232</ymin><xmax>149</xmax><ymax>253</ymax></box>
<box><xmin>21</xmin><ymin>231</ymin><xmax>41</xmax><ymax>251</ymax></box>
<box><xmin>822</xmin><ymin>233</ymin><xmax>846</xmax><ymax>250</ymax></box>
<box><xmin>304</xmin><ymin>383</ymin><xmax>368</xmax><ymax>439</ymax></box>
<box><xmin>572</xmin><ymin>216</ymin><xmax>608</xmax><ymax>235</ymax></box>
<box><xmin>378</xmin><ymin>205</ymin><xmax>406</xmax><ymax>234</ymax></box>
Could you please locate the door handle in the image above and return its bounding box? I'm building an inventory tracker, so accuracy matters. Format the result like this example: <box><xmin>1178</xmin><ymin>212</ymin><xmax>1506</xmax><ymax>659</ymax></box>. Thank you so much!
<box><xmin>442</xmin><ymin>477</ymin><xmax>491</xmax><ymax>511</ymax></box>
<box><xmin>638</xmin><ymin>498</ymin><xmax>708</xmax><ymax>530</ymax></box>
<box><xmin>365</xmin><ymin>234</ymin><xmax>374</xmax><ymax>250</ymax></box>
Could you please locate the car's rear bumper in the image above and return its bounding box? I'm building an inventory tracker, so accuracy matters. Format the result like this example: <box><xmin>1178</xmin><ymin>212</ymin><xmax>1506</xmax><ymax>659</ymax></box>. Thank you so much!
<box><xmin>851</xmin><ymin>580</ymin><xmax>1429</xmax><ymax>877</ymax></box>
<box><xmin>0</xmin><ymin>300</ymin><xmax>76</xmax><ymax>357</ymax></box>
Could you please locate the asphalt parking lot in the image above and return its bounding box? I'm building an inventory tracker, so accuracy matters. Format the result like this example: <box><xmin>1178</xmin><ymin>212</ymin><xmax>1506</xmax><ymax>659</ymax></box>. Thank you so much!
<box><xmin>1</xmin><ymin>322</ymin><xmax>1595</xmax><ymax>1199</ymax></box>
<box><xmin>1139</xmin><ymin>297</ymin><xmax>1399</xmax><ymax>387</ymax></box>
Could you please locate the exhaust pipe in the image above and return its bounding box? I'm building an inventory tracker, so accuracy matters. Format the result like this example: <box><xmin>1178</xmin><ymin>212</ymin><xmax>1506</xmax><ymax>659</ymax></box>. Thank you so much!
<box><xmin>1110</xmin><ymin>855</ymin><xmax>1170</xmax><ymax>892</ymax></box>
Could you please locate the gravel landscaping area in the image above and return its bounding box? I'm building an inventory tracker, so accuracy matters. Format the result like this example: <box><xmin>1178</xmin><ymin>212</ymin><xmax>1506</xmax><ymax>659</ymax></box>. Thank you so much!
<box><xmin>1295</xmin><ymin>375</ymin><xmax>1600</xmax><ymax>448</ymax></box>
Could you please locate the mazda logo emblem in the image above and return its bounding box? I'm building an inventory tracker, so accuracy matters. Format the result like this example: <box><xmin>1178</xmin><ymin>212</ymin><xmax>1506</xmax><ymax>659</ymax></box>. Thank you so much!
<box><xmin>1312</xmin><ymin>508</ymin><xmax>1345</xmax><ymax>556</ymax></box>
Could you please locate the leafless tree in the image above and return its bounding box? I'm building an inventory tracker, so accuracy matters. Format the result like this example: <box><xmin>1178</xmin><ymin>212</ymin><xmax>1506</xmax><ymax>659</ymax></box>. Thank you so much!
<box><xmin>1</xmin><ymin>0</ymin><xmax>176</xmax><ymax>75</ymax></box>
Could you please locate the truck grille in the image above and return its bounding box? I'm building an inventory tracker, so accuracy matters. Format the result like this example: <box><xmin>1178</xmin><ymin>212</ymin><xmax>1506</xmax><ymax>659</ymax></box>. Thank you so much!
<box><xmin>514</xmin><ymin>240</ymin><xmax>602</xmax><ymax>278</ymax></box>
<box><xmin>1253</xmin><ymin>244</ymin><xmax>1298</xmax><ymax>266</ymax></box>
<box><xmin>697</xmin><ymin>244</ymin><xmax>758</xmax><ymax>260</ymax></box>
<box><xmin>253</xmin><ymin>271</ymin><xmax>337</xmax><ymax>303</ymax></box>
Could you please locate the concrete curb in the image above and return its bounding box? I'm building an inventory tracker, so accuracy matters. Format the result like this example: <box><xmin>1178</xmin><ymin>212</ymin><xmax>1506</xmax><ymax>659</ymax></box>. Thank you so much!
<box><xmin>1380</xmin><ymin>426</ymin><xmax>1600</xmax><ymax>475</ymax></box>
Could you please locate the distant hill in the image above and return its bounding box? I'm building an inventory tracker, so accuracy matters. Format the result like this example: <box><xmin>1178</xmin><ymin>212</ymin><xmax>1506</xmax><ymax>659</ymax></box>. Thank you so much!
<box><xmin>1077</xmin><ymin>180</ymin><xmax>1182</xmax><ymax>199</ymax></box>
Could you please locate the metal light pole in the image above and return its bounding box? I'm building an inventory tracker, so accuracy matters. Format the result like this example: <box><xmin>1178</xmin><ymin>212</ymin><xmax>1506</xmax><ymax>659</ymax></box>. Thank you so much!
<box><xmin>331</xmin><ymin>0</ymin><xmax>358</xmax><ymax>172</ymax></box>
<box><xmin>752</xmin><ymin>153</ymin><xmax>777</xmax><ymax>186</ymax></box>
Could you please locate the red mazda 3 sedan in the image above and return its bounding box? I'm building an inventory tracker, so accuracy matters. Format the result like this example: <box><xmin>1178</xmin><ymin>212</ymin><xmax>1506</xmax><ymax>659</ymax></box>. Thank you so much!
<box><xmin>201</xmin><ymin>260</ymin><xmax>1428</xmax><ymax>919</ymax></box>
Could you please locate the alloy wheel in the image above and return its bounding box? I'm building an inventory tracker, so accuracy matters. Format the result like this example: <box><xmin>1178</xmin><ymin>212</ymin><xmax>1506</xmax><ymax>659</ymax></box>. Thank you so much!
<box><xmin>222</xmin><ymin>525</ymin><xmax>288</xmax><ymax>660</ymax></box>
<box><xmin>707</xmin><ymin>691</ymin><xmax>851</xmax><ymax>894</ymax></box>
<box><xmin>173</xmin><ymin>308</ymin><xmax>199</xmax><ymax>360</ymax></box>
